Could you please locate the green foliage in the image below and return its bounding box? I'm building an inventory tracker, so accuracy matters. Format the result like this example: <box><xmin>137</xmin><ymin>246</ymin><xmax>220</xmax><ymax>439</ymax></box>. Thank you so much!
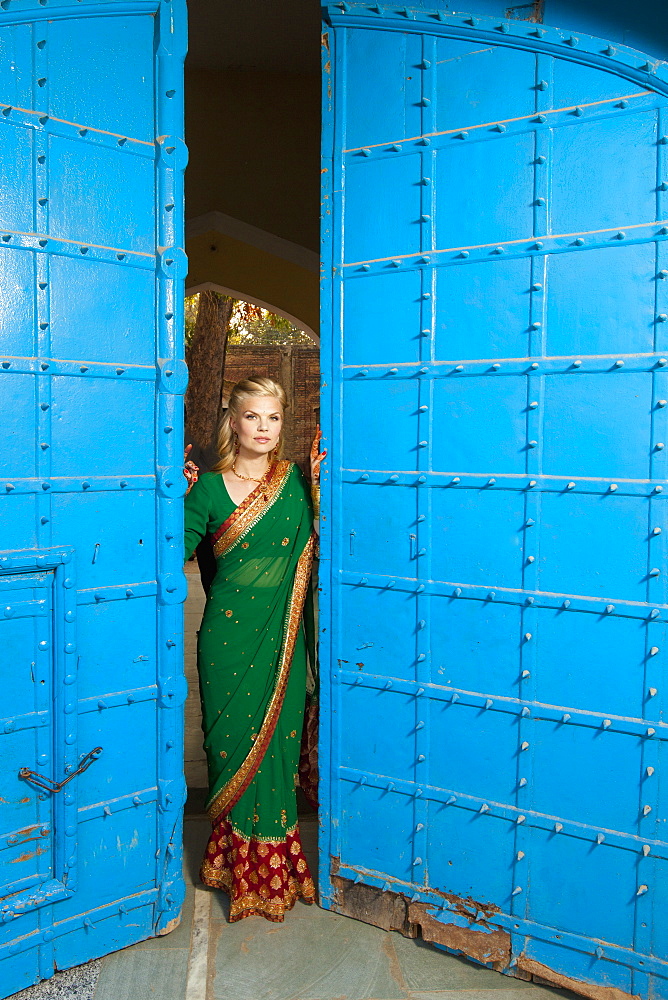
<box><xmin>185</xmin><ymin>292</ymin><xmax>313</xmax><ymax>348</ymax></box>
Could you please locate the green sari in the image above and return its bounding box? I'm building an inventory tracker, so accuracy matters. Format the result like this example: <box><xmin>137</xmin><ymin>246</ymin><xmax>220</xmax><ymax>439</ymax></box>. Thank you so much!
<box><xmin>184</xmin><ymin>461</ymin><xmax>317</xmax><ymax>921</ymax></box>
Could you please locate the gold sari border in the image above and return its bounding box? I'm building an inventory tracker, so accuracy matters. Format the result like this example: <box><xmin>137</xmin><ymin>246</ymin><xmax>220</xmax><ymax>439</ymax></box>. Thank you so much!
<box><xmin>206</xmin><ymin>531</ymin><xmax>316</xmax><ymax>823</ymax></box>
<box><xmin>211</xmin><ymin>460</ymin><xmax>292</xmax><ymax>559</ymax></box>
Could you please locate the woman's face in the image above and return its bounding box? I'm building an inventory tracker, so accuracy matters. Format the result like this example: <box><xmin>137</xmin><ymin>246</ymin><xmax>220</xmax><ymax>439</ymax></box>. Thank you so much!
<box><xmin>231</xmin><ymin>396</ymin><xmax>283</xmax><ymax>458</ymax></box>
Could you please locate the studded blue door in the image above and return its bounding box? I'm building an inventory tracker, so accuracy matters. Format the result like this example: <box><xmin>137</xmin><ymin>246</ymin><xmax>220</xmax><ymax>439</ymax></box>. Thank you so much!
<box><xmin>0</xmin><ymin>1</ymin><xmax>187</xmax><ymax>994</ymax></box>
<box><xmin>320</xmin><ymin>6</ymin><xmax>668</xmax><ymax>998</ymax></box>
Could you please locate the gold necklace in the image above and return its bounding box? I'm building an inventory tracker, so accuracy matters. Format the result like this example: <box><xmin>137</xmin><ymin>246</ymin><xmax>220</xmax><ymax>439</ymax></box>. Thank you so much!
<box><xmin>231</xmin><ymin>460</ymin><xmax>269</xmax><ymax>483</ymax></box>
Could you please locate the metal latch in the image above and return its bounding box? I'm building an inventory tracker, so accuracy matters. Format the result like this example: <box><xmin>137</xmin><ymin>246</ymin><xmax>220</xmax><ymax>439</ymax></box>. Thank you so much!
<box><xmin>19</xmin><ymin>746</ymin><xmax>103</xmax><ymax>793</ymax></box>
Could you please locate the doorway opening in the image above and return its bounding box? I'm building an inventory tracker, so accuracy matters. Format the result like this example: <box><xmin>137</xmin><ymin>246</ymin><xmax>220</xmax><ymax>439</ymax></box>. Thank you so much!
<box><xmin>182</xmin><ymin>286</ymin><xmax>320</xmax><ymax>805</ymax></box>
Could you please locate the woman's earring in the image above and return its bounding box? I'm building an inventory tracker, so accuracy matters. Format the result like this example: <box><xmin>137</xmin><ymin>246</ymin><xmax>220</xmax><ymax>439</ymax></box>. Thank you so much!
<box><xmin>233</xmin><ymin>432</ymin><xmax>240</xmax><ymax>456</ymax></box>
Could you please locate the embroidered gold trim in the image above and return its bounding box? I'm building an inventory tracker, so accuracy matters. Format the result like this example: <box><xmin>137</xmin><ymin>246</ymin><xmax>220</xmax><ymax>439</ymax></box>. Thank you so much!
<box><xmin>212</xmin><ymin>461</ymin><xmax>292</xmax><ymax>559</ymax></box>
<box><xmin>200</xmin><ymin>860</ymin><xmax>316</xmax><ymax>921</ymax></box>
<box><xmin>206</xmin><ymin>532</ymin><xmax>316</xmax><ymax>821</ymax></box>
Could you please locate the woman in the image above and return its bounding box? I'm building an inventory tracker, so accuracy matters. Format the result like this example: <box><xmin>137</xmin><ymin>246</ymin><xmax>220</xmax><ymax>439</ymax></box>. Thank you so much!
<box><xmin>183</xmin><ymin>377</ymin><xmax>325</xmax><ymax>922</ymax></box>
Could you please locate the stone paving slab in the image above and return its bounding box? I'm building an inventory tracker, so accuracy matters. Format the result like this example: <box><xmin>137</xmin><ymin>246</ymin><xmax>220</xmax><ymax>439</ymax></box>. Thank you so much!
<box><xmin>8</xmin><ymin>812</ymin><xmax>577</xmax><ymax>1000</ymax></box>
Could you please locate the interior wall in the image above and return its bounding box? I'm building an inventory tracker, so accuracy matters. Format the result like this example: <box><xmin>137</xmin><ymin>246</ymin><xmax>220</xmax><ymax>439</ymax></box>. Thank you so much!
<box><xmin>185</xmin><ymin>230</ymin><xmax>319</xmax><ymax>334</ymax></box>
<box><xmin>185</xmin><ymin>68</ymin><xmax>321</xmax><ymax>252</ymax></box>
<box><xmin>185</xmin><ymin>67</ymin><xmax>320</xmax><ymax>331</ymax></box>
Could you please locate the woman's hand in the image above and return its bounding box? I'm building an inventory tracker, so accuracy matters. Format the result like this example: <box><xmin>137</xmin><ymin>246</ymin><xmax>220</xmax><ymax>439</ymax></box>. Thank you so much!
<box><xmin>310</xmin><ymin>427</ymin><xmax>327</xmax><ymax>483</ymax></box>
<box><xmin>184</xmin><ymin>443</ymin><xmax>199</xmax><ymax>494</ymax></box>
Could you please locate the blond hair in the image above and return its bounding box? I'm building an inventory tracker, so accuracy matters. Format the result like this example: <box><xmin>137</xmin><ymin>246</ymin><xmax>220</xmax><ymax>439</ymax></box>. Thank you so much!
<box><xmin>211</xmin><ymin>376</ymin><xmax>288</xmax><ymax>473</ymax></box>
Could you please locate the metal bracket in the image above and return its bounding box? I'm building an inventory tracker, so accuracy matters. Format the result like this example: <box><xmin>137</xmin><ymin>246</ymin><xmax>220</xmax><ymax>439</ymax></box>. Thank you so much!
<box><xmin>19</xmin><ymin>747</ymin><xmax>103</xmax><ymax>794</ymax></box>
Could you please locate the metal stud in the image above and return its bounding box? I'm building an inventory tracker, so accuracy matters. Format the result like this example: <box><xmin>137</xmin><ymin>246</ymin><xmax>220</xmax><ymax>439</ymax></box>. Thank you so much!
<box><xmin>562</xmin><ymin>713</ymin><xmax>571</xmax><ymax>722</ymax></box>
<box><xmin>602</xmin><ymin>719</ymin><xmax>611</xmax><ymax>729</ymax></box>
<box><xmin>596</xmin><ymin>833</ymin><xmax>605</xmax><ymax>844</ymax></box>
<box><xmin>605</xmin><ymin>604</ymin><xmax>615</xmax><ymax>614</ymax></box>
<box><xmin>643</xmin><ymin>845</ymin><xmax>651</xmax><ymax>856</ymax></box>
<box><xmin>637</xmin><ymin>885</ymin><xmax>648</xmax><ymax>896</ymax></box>
<box><xmin>485</xmin><ymin>698</ymin><xmax>493</xmax><ymax>709</ymax></box>
<box><xmin>554</xmin><ymin>822</ymin><xmax>563</xmax><ymax>832</ymax></box>
<box><xmin>566</xmin><ymin>482</ymin><xmax>575</xmax><ymax>490</ymax></box>
<box><xmin>608</xmin><ymin>484</ymin><xmax>618</xmax><ymax>492</ymax></box>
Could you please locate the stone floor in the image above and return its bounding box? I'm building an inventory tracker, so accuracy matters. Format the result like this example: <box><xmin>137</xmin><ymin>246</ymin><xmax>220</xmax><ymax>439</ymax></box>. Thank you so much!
<box><xmin>11</xmin><ymin>808</ymin><xmax>576</xmax><ymax>1000</ymax></box>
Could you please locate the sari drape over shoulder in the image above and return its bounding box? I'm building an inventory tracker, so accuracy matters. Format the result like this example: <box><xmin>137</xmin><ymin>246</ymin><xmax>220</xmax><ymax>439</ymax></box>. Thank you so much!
<box><xmin>184</xmin><ymin>461</ymin><xmax>317</xmax><ymax>921</ymax></box>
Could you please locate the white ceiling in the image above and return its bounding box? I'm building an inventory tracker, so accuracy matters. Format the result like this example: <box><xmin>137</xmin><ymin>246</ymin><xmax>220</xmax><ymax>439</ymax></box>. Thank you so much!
<box><xmin>186</xmin><ymin>0</ymin><xmax>322</xmax><ymax>74</ymax></box>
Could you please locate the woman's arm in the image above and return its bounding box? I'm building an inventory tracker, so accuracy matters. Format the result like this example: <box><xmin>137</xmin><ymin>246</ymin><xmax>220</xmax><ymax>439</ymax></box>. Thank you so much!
<box><xmin>309</xmin><ymin>427</ymin><xmax>327</xmax><ymax>536</ymax></box>
<box><xmin>184</xmin><ymin>476</ymin><xmax>210</xmax><ymax>561</ymax></box>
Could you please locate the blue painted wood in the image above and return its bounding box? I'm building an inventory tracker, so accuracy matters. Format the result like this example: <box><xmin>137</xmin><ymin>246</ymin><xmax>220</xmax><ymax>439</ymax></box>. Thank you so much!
<box><xmin>0</xmin><ymin>1</ymin><xmax>187</xmax><ymax>994</ymax></box>
<box><xmin>320</xmin><ymin>5</ymin><xmax>668</xmax><ymax>998</ymax></box>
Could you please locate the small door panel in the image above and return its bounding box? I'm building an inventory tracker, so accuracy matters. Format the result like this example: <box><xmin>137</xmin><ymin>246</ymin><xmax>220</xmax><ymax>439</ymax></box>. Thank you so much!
<box><xmin>48</xmin><ymin>137</ymin><xmax>155</xmax><ymax>251</ymax></box>
<box><xmin>545</xmin><ymin>243</ymin><xmax>656</xmax><ymax>357</ymax></box>
<box><xmin>434</xmin><ymin>132</ymin><xmax>535</xmax><ymax>249</ymax></box>
<box><xmin>550</xmin><ymin>111</ymin><xmax>657</xmax><ymax>234</ymax></box>
<box><xmin>436</xmin><ymin>257</ymin><xmax>532</xmax><ymax>361</ymax></box>
<box><xmin>49</xmin><ymin>257</ymin><xmax>156</xmax><ymax>365</ymax></box>
<box><xmin>47</xmin><ymin>15</ymin><xmax>156</xmax><ymax>141</ymax></box>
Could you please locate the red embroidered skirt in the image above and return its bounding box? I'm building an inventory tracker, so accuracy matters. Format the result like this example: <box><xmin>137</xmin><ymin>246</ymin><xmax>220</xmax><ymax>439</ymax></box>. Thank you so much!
<box><xmin>200</xmin><ymin>816</ymin><xmax>316</xmax><ymax>922</ymax></box>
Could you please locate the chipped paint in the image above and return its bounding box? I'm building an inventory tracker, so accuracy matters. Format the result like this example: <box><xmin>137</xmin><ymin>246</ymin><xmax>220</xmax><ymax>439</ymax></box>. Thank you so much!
<box><xmin>409</xmin><ymin>902</ymin><xmax>510</xmax><ymax>971</ymax></box>
<box><xmin>517</xmin><ymin>958</ymin><xmax>640</xmax><ymax>1000</ymax></box>
<box><xmin>9</xmin><ymin>847</ymin><xmax>47</xmax><ymax>864</ymax></box>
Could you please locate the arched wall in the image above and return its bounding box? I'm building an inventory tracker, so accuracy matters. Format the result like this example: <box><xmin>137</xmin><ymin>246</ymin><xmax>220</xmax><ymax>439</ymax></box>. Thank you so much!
<box><xmin>185</xmin><ymin>213</ymin><xmax>319</xmax><ymax>337</ymax></box>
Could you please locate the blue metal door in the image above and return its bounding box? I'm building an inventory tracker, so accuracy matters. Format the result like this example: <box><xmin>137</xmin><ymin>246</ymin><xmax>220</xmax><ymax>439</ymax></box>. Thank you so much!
<box><xmin>0</xmin><ymin>1</ymin><xmax>187</xmax><ymax>994</ymax></box>
<box><xmin>320</xmin><ymin>6</ymin><xmax>668</xmax><ymax>998</ymax></box>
